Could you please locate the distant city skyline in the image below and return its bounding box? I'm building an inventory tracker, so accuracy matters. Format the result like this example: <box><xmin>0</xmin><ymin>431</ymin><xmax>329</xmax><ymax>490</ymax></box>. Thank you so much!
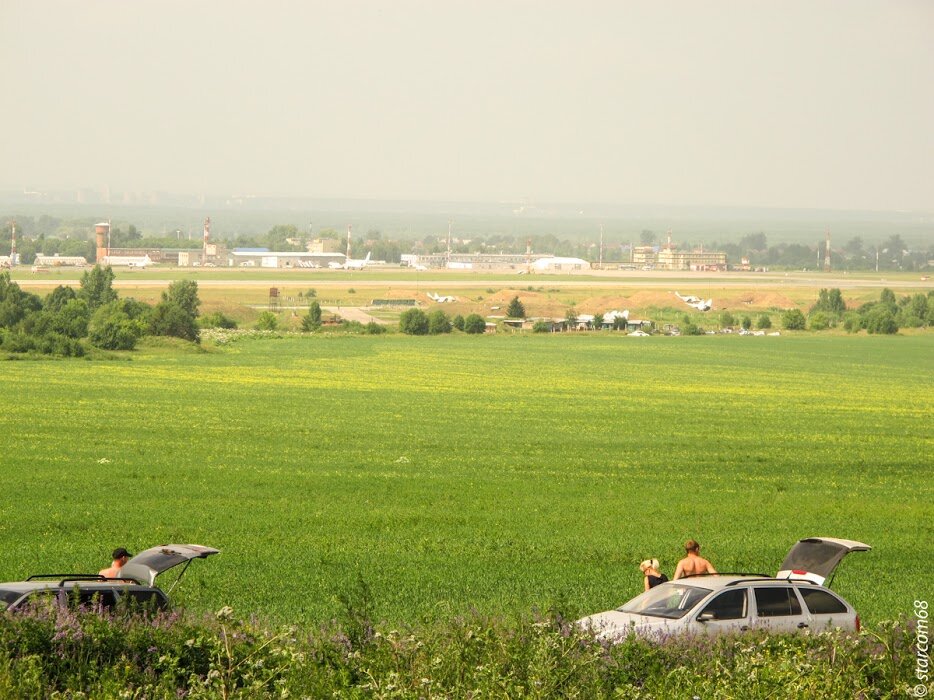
<box><xmin>1</xmin><ymin>1</ymin><xmax>932</xmax><ymax>212</ymax></box>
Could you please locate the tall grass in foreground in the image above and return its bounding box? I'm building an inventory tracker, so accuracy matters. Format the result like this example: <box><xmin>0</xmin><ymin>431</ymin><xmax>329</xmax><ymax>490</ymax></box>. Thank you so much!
<box><xmin>0</xmin><ymin>605</ymin><xmax>919</xmax><ymax>698</ymax></box>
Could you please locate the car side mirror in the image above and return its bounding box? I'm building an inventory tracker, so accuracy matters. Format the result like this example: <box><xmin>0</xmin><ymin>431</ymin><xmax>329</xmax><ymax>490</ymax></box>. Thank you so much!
<box><xmin>697</xmin><ymin>612</ymin><xmax>715</xmax><ymax>622</ymax></box>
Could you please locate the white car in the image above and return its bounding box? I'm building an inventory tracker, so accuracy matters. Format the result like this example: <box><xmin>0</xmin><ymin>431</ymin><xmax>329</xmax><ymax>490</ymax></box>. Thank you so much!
<box><xmin>0</xmin><ymin>544</ymin><xmax>219</xmax><ymax>614</ymax></box>
<box><xmin>578</xmin><ymin>537</ymin><xmax>868</xmax><ymax>641</ymax></box>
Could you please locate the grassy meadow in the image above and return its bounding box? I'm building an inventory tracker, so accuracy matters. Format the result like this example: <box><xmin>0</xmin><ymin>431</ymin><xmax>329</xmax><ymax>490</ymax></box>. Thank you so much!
<box><xmin>1</xmin><ymin>333</ymin><xmax>930</xmax><ymax>627</ymax></box>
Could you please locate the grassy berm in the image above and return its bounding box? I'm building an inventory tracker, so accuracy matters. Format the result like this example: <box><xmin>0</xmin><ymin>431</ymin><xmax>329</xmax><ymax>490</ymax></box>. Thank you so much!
<box><xmin>0</xmin><ymin>604</ymin><xmax>920</xmax><ymax>698</ymax></box>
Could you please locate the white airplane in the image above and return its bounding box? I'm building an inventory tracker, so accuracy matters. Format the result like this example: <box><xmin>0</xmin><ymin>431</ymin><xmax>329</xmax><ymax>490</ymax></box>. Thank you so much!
<box><xmin>329</xmin><ymin>252</ymin><xmax>371</xmax><ymax>270</ymax></box>
<box><xmin>427</xmin><ymin>292</ymin><xmax>456</xmax><ymax>303</ymax></box>
<box><xmin>688</xmin><ymin>298</ymin><xmax>713</xmax><ymax>311</ymax></box>
<box><xmin>675</xmin><ymin>292</ymin><xmax>712</xmax><ymax>311</ymax></box>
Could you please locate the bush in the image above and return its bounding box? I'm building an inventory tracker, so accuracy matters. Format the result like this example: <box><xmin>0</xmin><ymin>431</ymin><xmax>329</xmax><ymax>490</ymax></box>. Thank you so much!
<box><xmin>532</xmin><ymin>321</ymin><xmax>551</xmax><ymax>333</ymax></box>
<box><xmin>808</xmin><ymin>311</ymin><xmax>831</xmax><ymax>331</ymax></box>
<box><xmin>756</xmin><ymin>314</ymin><xmax>772</xmax><ymax>329</ymax></box>
<box><xmin>741</xmin><ymin>316</ymin><xmax>752</xmax><ymax>330</ymax></box>
<box><xmin>463</xmin><ymin>314</ymin><xmax>486</xmax><ymax>334</ymax></box>
<box><xmin>719</xmin><ymin>311</ymin><xmax>735</xmax><ymax>328</ymax></box>
<box><xmin>843</xmin><ymin>312</ymin><xmax>863</xmax><ymax>333</ymax></box>
<box><xmin>148</xmin><ymin>302</ymin><xmax>200</xmax><ymax>342</ymax></box>
<box><xmin>399</xmin><ymin>308</ymin><xmax>429</xmax><ymax>335</ymax></box>
<box><xmin>200</xmin><ymin>312</ymin><xmax>237</xmax><ymax>329</ymax></box>
<box><xmin>781</xmin><ymin>309</ymin><xmax>806</xmax><ymax>330</ymax></box>
<box><xmin>452</xmin><ymin>315</ymin><xmax>465</xmax><ymax>331</ymax></box>
<box><xmin>428</xmin><ymin>310</ymin><xmax>452</xmax><ymax>335</ymax></box>
<box><xmin>255</xmin><ymin>311</ymin><xmax>278</xmax><ymax>331</ymax></box>
<box><xmin>89</xmin><ymin>302</ymin><xmax>144</xmax><ymax>350</ymax></box>
<box><xmin>365</xmin><ymin>322</ymin><xmax>386</xmax><ymax>335</ymax></box>
<box><xmin>864</xmin><ymin>306</ymin><xmax>898</xmax><ymax>334</ymax></box>
<box><xmin>682</xmin><ymin>323</ymin><xmax>704</xmax><ymax>336</ymax></box>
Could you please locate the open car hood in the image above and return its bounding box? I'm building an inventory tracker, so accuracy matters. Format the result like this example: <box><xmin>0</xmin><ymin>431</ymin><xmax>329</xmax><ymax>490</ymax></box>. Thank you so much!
<box><xmin>776</xmin><ymin>537</ymin><xmax>870</xmax><ymax>586</ymax></box>
<box><xmin>121</xmin><ymin>544</ymin><xmax>219</xmax><ymax>587</ymax></box>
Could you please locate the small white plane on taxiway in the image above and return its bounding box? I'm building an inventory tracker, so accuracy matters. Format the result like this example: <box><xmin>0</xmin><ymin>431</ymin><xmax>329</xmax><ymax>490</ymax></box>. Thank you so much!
<box><xmin>427</xmin><ymin>292</ymin><xmax>456</xmax><ymax>303</ymax></box>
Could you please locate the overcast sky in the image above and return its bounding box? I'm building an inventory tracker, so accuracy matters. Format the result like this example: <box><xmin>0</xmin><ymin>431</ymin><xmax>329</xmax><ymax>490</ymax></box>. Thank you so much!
<box><xmin>1</xmin><ymin>1</ymin><xmax>932</xmax><ymax>211</ymax></box>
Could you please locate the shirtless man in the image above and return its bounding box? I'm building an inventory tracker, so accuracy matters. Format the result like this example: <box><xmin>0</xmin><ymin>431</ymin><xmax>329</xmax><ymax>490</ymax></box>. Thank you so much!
<box><xmin>673</xmin><ymin>539</ymin><xmax>716</xmax><ymax>579</ymax></box>
<box><xmin>99</xmin><ymin>547</ymin><xmax>132</xmax><ymax>579</ymax></box>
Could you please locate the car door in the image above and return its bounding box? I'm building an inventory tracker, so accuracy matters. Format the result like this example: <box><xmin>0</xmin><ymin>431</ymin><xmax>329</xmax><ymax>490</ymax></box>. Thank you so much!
<box><xmin>751</xmin><ymin>585</ymin><xmax>808</xmax><ymax>633</ymax></box>
<box><xmin>796</xmin><ymin>586</ymin><xmax>856</xmax><ymax>632</ymax></box>
<box><xmin>692</xmin><ymin>588</ymin><xmax>751</xmax><ymax>634</ymax></box>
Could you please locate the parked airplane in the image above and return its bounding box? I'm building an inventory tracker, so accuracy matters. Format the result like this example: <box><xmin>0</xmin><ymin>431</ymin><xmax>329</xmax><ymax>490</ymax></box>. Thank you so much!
<box><xmin>329</xmin><ymin>252</ymin><xmax>371</xmax><ymax>270</ymax></box>
<box><xmin>427</xmin><ymin>292</ymin><xmax>456</xmax><ymax>303</ymax></box>
<box><xmin>674</xmin><ymin>292</ymin><xmax>701</xmax><ymax>304</ymax></box>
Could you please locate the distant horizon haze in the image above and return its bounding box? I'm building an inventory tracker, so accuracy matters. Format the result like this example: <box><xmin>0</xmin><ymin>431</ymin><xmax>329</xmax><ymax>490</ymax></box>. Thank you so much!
<box><xmin>1</xmin><ymin>1</ymin><xmax>932</xmax><ymax>212</ymax></box>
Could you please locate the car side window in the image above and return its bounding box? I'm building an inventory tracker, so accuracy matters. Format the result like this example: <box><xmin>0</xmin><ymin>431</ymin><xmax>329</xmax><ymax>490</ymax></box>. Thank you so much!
<box><xmin>699</xmin><ymin>589</ymin><xmax>747</xmax><ymax>620</ymax></box>
<box><xmin>799</xmin><ymin>588</ymin><xmax>847</xmax><ymax>615</ymax></box>
<box><xmin>754</xmin><ymin>587</ymin><xmax>802</xmax><ymax>617</ymax></box>
<box><xmin>123</xmin><ymin>589</ymin><xmax>169</xmax><ymax>612</ymax></box>
<box><xmin>72</xmin><ymin>589</ymin><xmax>117</xmax><ymax>611</ymax></box>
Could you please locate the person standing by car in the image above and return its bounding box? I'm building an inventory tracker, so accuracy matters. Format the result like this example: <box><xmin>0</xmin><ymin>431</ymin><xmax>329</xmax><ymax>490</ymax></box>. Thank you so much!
<box><xmin>99</xmin><ymin>547</ymin><xmax>132</xmax><ymax>579</ymax></box>
<box><xmin>639</xmin><ymin>559</ymin><xmax>668</xmax><ymax>590</ymax></box>
<box><xmin>673</xmin><ymin>539</ymin><xmax>717</xmax><ymax>579</ymax></box>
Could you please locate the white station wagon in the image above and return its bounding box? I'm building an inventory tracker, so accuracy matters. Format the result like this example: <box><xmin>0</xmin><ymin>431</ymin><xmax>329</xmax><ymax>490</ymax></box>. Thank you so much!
<box><xmin>578</xmin><ymin>537</ymin><xmax>869</xmax><ymax>641</ymax></box>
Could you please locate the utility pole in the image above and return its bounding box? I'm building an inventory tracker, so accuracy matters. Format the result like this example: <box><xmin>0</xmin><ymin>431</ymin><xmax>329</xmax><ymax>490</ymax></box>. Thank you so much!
<box><xmin>9</xmin><ymin>220</ymin><xmax>16</xmax><ymax>267</ymax></box>
<box><xmin>823</xmin><ymin>229</ymin><xmax>831</xmax><ymax>272</ymax></box>
<box><xmin>447</xmin><ymin>220</ymin><xmax>452</xmax><ymax>268</ymax></box>
<box><xmin>599</xmin><ymin>223</ymin><xmax>604</xmax><ymax>270</ymax></box>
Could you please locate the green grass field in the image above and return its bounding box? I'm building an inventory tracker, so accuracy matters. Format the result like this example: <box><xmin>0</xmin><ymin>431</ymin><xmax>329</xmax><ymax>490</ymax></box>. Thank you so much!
<box><xmin>2</xmin><ymin>333</ymin><xmax>930</xmax><ymax>626</ymax></box>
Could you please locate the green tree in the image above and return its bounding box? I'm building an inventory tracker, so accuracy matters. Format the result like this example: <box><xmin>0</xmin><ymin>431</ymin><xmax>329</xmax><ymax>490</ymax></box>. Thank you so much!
<box><xmin>44</xmin><ymin>285</ymin><xmax>77</xmax><ymax>313</ymax></box>
<box><xmin>864</xmin><ymin>306</ymin><xmax>898</xmax><ymax>334</ymax></box>
<box><xmin>463</xmin><ymin>314</ymin><xmax>486</xmax><ymax>334</ymax></box>
<box><xmin>88</xmin><ymin>301</ymin><xmax>143</xmax><ymax>350</ymax></box>
<box><xmin>452</xmin><ymin>314</ymin><xmax>465</xmax><ymax>331</ymax></box>
<box><xmin>162</xmin><ymin>280</ymin><xmax>200</xmax><ymax>319</ymax></box>
<box><xmin>896</xmin><ymin>293</ymin><xmax>928</xmax><ymax>328</ymax></box>
<box><xmin>782</xmin><ymin>309</ymin><xmax>806</xmax><ymax>330</ymax></box>
<box><xmin>719</xmin><ymin>311</ymin><xmax>735</xmax><ymax>328</ymax></box>
<box><xmin>301</xmin><ymin>301</ymin><xmax>322</xmax><ymax>331</ymax></box>
<box><xmin>149</xmin><ymin>302</ymin><xmax>200</xmax><ymax>341</ymax></box>
<box><xmin>506</xmin><ymin>296</ymin><xmax>526</xmax><ymax>318</ymax></box>
<box><xmin>565</xmin><ymin>308</ymin><xmax>578</xmax><ymax>328</ymax></box>
<box><xmin>741</xmin><ymin>315</ymin><xmax>752</xmax><ymax>330</ymax></box>
<box><xmin>756</xmin><ymin>314</ymin><xmax>772</xmax><ymax>330</ymax></box>
<box><xmin>399</xmin><ymin>308</ymin><xmax>429</xmax><ymax>335</ymax></box>
<box><xmin>532</xmin><ymin>320</ymin><xmax>550</xmax><ymax>333</ymax></box>
<box><xmin>592</xmin><ymin>313</ymin><xmax>604</xmax><ymax>329</ymax></box>
<box><xmin>78</xmin><ymin>265</ymin><xmax>117</xmax><ymax>312</ymax></box>
<box><xmin>880</xmin><ymin>288</ymin><xmax>897</xmax><ymax>311</ymax></box>
<box><xmin>428</xmin><ymin>310</ymin><xmax>452</xmax><ymax>334</ymax></box>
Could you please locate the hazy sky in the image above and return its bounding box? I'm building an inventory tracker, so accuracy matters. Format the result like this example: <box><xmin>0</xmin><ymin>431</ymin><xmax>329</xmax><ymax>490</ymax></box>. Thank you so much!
<box><xmin>1</xmin><ymin>1</ymin><xmax>932</xmax><ymax>211</ymax></box>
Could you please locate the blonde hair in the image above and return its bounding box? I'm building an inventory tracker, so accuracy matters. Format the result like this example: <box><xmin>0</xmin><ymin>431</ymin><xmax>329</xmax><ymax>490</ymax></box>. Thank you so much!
<box><xmin>639</xmin><ymin>558</ymin><xmax>660</xmax><ymax>573</ymax></box>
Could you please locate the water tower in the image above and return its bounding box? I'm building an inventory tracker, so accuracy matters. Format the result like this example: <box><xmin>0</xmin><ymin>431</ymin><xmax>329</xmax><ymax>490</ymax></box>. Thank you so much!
<box><xmin>95</xmin><ymin>222</ymin><xmax>110</xmax><ymax>263</ymax></box>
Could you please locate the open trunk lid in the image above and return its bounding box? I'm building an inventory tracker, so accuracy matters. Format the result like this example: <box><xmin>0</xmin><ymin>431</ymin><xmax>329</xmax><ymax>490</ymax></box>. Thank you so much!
<box><xmin>776</xmin><ymin>537</ymin><xmax>870</xmax><ymax>586</ymax></box>
<box><xmin>121</xmin><ymin>544</ymin><xmax>219</xmax><ymax>588</ymax></box>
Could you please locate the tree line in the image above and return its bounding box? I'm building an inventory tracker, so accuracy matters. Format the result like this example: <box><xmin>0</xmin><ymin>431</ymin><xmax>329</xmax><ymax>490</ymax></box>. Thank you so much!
<box><xmin>0</xmin><ymin>268</ymin><xmax>201</xmax><ymax>356</ymax></box>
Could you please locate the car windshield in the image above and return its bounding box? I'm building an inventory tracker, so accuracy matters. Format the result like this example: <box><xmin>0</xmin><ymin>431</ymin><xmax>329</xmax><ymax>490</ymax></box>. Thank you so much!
<box><xmin>619</xmin><ymin>584</ymin><xmax>712</xmax><ymax>619</ymax></box>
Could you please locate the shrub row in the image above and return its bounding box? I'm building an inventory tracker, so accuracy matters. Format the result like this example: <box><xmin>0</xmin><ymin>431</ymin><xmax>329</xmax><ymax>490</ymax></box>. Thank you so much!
<box><xmin>0</xmin><ymin>605</ymin><xmax>918</xmax><ymax>698</ymax></box>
